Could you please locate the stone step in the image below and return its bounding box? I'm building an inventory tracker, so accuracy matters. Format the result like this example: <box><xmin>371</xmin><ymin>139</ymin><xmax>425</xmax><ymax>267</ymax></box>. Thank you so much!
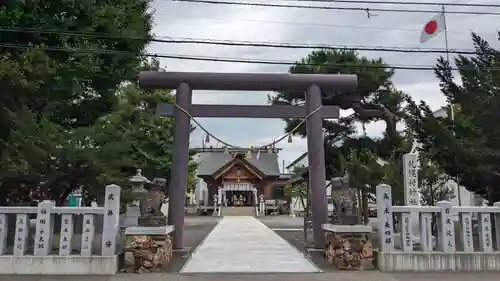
<box><xmin>221</xmin><ymin>206</ymin><xmax>255</xmax><ymax>216</ymax></box>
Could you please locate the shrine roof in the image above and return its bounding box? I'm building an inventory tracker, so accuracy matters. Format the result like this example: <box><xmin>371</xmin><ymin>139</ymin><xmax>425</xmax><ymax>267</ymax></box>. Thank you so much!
<box><xmin>197</xmin><ymin>151</ymin><xmax>280</xmax><ymax>177</ymax></box>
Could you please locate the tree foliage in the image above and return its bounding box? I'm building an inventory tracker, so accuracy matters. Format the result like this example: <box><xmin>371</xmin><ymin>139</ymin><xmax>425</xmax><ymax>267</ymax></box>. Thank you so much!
<box><xmin>0</xmin><ymin>1</ymin><xmax>198</xmax><ymax>207</ymax></box>
<box><xmin>0</xmin><ymin>0</ymin><xmax>153</xmax><ymax>131</ymax></box>
<box><xmin>275</xmin><ymin>49</ymin><xmax>457</xmax><ymax>213</ymax></box>
<box><xmin>271</xmin><ymin>49</ymin><xmax>408</xmax><ymax>179</ymax></box>
<box><xmin>406</xmin><ymin>32</ymin><xmax>500</xmax><ymax>204</ymax></box>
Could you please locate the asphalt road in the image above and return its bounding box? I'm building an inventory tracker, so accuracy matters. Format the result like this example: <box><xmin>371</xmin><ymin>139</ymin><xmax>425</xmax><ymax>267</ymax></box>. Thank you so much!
<box><xmin>4</xmin><ymin>272</ymin><xmax>500</xmax><ymax>281</ymax></box>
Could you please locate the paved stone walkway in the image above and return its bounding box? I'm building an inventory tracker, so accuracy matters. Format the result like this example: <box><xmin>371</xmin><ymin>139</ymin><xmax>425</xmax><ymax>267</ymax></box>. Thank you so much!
<box><xmin>180</xmin><ymin>216</ymin><xmax>321</xmax><ymax>273</ymax></box>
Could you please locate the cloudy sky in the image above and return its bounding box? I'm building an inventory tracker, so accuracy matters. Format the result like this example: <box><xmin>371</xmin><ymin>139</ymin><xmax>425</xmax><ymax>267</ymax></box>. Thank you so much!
<box><xmin>148</xmin><ymin>0</ymin><xmax>499</xmax><ymax>171</ymax></box>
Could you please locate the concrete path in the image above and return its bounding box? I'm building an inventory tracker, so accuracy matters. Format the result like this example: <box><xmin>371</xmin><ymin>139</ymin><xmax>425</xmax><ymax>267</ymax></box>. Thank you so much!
<box><xmin>180</xmin><ymin>216</ymin><xmax>321</xmax><ymax>273</ymax></box>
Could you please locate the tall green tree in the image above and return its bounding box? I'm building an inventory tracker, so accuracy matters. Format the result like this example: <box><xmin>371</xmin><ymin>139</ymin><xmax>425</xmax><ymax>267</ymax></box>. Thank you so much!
<box><xmin>270</xmin><ymin>49</ymin><xmax>408</xmax><ymax>179</ymax></box>
<box><xmin>0</xmin><ymin>0</ymin><xmax>153</xmax><ymax>128</ymax></box>
<box><xmin>0</xmin><ymin>0</ymin><xmax>154</xmax><ymax>204</ymax></box>
<box><xmin>406</xmin><ymin>32</ymin><xmax>500</xmax><ymax>204</ymax></box>
<box><xmin>91</xmin><ymin>78</ymin><xmax>199</xmax><ymax>203</ymax></box>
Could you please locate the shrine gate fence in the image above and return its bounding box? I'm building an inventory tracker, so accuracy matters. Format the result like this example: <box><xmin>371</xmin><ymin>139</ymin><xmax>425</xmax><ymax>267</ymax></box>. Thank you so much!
<box><xmin>0</xmin><ymin>184</ymin><xmax>121</xmax><ymax>275</ymax></box>
<box><xmin>376</xmin><ymin>184</ymin><xmax>500</xmax><ymax>271</ymax></box>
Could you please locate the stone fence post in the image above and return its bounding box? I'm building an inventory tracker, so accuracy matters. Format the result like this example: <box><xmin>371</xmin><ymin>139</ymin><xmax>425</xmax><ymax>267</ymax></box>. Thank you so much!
<box><xmin>101</xmin><ymin>184</ymin><xmax>121</xmax><ymax>256</ymax></box>
<box><xmin>376</xmin><ymin>184</ymin><xmax>394</xmax><ymax>252</ymax></box>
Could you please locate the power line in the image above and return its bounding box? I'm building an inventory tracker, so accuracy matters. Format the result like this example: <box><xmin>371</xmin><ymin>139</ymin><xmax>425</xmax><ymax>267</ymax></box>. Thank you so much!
<box><xmin>0</xmin><ymin>27</ymin><xmax>492</xmax><ymax>55</ymax></box>
<box><xmin>150</xmin><ymin>11</ymin><xmax>493</xmax><ymax>34</ymax></box>
<box><xmin>2</xmin><ymin>42</ymin><xmax>499</xmax><ymax>71</ymax></box>
<box><xmin>170</xmin><ymin>0</ymin><xmax>500</xmax><ymax>15</ymax></box>
<box><xmin>280</xmin><ymin>0</ymin><xmax>500</xmax><ymax>8</ymax></box>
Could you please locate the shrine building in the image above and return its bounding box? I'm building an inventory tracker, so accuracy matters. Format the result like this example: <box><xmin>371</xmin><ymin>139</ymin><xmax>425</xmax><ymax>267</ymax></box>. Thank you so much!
<box><xmin>195</xmin><ymin>147</ymin><xmax>289</xmax><ymax>209</ymax></box>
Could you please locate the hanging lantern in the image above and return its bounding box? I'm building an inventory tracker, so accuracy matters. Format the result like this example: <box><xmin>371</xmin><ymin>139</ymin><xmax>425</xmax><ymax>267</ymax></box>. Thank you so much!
<box><xmin>287</xmin><ymin>134</ymin><xmax>293</xmax><ymax>143</ymax></box>
<box><xmin>204</xmin><ymin>133</ymin><xmax>210</xmax><ymax>143</ymax></box>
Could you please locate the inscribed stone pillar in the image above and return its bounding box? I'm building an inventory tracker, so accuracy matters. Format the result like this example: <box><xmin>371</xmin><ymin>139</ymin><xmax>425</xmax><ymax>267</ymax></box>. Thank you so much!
<box><xmin>437</xmin><ymin>201</ymin><xmax>455</xmax><ymax>253</ymax></box>
<box><xmin>13</xmin><ymin>214</ymin><xmax>27</xmax><ymax>256</ymax></box>
<box><xmin>59</xmin><ymin>214</ymin><xmax>74</xmax><ymax>256</ymax></box>
<box><xmin>34</xmin><ymin>200</ymin><xmax>55</xmax><ymax>256</ymax></box>
<box><xmin>403</xmin><ymin>153</ymin><xmax>420</xmax><ymax>206</ymax></box>
<box><xmin>81</xmin><ymin>214</ymin><xmax>95</xmax><ymax>256</ymax></box>
<box><xmin>0</xmin><ymin>214</ymin><xmax>7</xmax><ymax>255</ymax></box>
<box><xmin>459</xmin><ymin>212</ymin><xmax>473</xmax><ymax>252</ymax></box>
<box><xmin>419</xmin><ymin>212</ymin><xmax>433</xmax><ymax>252</ymax></box>
<box><xmin>403</xmin><ymin>153</ymin><xmax>420</xmax><ymax>242</ymax></box>
<box><xmin>376</xmin><ymin>184</ymin><xmax>394</xmax><ymax>252</ymax></box>
<box><xmin>101</xmin><ymin>184</ymin><xmax>121</xmax><ymax>256</ymax></box>
<box><xmin>479</xmin><ymin>213</ymin><xmax>493</xmax><ymax>252</ymax></box>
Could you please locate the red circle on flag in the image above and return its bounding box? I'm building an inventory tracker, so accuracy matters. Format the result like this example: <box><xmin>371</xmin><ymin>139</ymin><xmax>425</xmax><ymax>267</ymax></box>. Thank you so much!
<box><xmin>424</xmin><ymin>20</ymin><xmax>438</xmax><ymax>35</ymax></box>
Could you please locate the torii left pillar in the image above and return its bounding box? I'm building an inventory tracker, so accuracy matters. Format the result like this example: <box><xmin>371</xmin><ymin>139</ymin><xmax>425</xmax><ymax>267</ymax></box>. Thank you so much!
<box><xmin>166</xmin><ymin>82</ymin><xmax>192</xmax><ymax>249</ymax></box>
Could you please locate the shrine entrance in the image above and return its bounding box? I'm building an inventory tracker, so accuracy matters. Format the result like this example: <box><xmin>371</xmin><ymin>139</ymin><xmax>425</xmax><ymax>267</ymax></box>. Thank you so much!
<box><xmin>138</xmin><ymin>71</ymin><xmax>357</xmax><ymax>250</ymax></box>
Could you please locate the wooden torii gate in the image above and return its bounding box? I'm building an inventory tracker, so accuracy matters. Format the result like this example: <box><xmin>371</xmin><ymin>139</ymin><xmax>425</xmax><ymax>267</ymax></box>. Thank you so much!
<box><xmin>139</xmin><ymin>71</ymin><xmax>358</xmax><ymax>249</ymax></box>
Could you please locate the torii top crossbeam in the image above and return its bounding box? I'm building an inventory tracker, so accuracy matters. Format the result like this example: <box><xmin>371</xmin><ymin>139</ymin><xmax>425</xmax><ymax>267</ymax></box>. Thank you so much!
<box><xmin>139</xmin><ymin>71</ymin><xmax>357</xmax><ymax>91</ymax></box>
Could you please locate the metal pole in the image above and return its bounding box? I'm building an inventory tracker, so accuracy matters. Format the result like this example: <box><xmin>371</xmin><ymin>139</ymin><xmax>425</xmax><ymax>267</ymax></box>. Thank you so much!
<box><xmin>167</xmin><ymin>82</ymin><xmax>192</xmax><ymax>249</ymax></box>
<box><xmin>305</xmin><ymin>84</ymin><xmax>328</xmax><ymax>249</ymax></box>
<box><xmin>442</xmin><ymin>5</ymin><xmax>450</xmax><ymax>63</ymax></box>
<box><xmin>442</xmin><ymin>4</ymin><xmax>461</xmax><ymax>206</ymax></box>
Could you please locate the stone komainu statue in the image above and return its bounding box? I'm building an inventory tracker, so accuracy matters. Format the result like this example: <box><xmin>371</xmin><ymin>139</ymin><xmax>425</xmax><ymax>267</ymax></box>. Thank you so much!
<box><xmin>140</xmin><ymin>178</ymin><xmax>167</xmax><ymax>217</ymax></box>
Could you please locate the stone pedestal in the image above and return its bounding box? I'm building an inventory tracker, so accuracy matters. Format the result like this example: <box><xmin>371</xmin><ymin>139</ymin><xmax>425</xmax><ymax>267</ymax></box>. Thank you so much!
<box><xmin>322</xmin><ymin>224</ymin><xmax>373</xmax><ymax>270</ymax></box>
<box><xmin>138</xmin><ymin>216</ymin><xmax>167</xmax><ymax>226</ymax></box>
<box><xmin>122</xmin><ymin>226</ymin><xmax>174</xmax><ymax>273</ymax></box>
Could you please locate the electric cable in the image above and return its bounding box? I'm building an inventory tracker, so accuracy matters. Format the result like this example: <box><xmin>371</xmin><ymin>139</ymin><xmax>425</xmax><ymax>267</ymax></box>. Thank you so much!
<box><xmin>0</xmin><ymin>27</ymin><xmax>494</xmax><ymax>55</ymax></box>
<box><xmin>141</xmin><ymin>11</ymin><xmax>495</xmax><ymax>34</ymax></box>
<box><xmin>279</xmin><ymin>0</ymin><xmax>500</xmax><ymax>8</ymax></box>
<box><xmin>169</xmin><ymin>0</ymin><xmax>500</xmax><ymax>16</ymax></box>
<box><xmin>1</xmin><ymin>43</ymin><xmax>499</xmax><ymax>71</ymax></box>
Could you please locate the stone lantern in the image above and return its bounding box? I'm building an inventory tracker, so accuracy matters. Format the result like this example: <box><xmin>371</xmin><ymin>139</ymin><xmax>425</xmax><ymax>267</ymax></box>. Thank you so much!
<box><xmin>124</xmin><ymin>169</ymin><xmax>151</xmax><ymax>227</ymax></box>
<box><xmin>129</xmin><ymin>169</ymin><xmax>151</xmax><ymax>206</ymax></box>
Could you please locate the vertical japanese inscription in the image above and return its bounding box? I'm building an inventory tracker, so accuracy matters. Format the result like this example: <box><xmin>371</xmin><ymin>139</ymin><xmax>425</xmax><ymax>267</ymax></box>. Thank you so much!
<box><xmin>479</xmin><ymin>213</ymin><xmax>493</xmax><ymax>252</ymax></box>
<box><xmin>460</xmin><ymin>213</ymin><xmax>473</xmax><ymax>252</ymax></box>
<box><xmin>80</xmin><ymin>214</ymin><xmax>94</xmax><ymax>256</ymax></box>
<box><xmin>419</xmin><ymin>212</ymin><xmax>433</xmax><ymax>252</ymax></box>
<box><xmin>403</xmin><ymin>153</ymin><xmax>420</xmax><ymax>206</ymax></box>
<box><xmin>59</xmin><ymin>214</ymin><xmax>74</xmax><ymax>256</ymax></box>
<box><xmin>13</xmin><ymin>214</ymin><xmax>28</xmax><ymax>256</ymax></box>
<box><xmin>401</xmin><ymin>213</ymin><xmax>413</xmax><ymax>252</ymax></box>
<box><xmin>437</xmin><ymin>201</ymin><xmax>455</xmax><ymax>253</ymax></box>
<box><xmin>376</xmin><ymin>184</ymin><xmax>394</xmax><ymax>252</ymax></box>
<box><xmin>101</xmin><ymin>184</ymin><xmax>121</xmax><ymax>256</ymax></box>
<box><xmin>34</xmin><ymin>201</ymin><xmax>54</xmax><ymax>256</ymax></box>
<box><xmin>0</xmin><ymin>214</ymin><xmax>7</xmax><ymax>255</ymax></box>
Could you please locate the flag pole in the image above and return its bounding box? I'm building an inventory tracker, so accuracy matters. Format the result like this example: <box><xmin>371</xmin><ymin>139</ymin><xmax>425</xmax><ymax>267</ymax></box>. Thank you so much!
<box><xmin>442</xmin><ymin>5</ymin><xmax>450</xmax><ymax>63</ymax></box>
<box><xmin>442</xmin><ymin>4</ymin><xmax>462</xmax><ymax>206</ymax></box>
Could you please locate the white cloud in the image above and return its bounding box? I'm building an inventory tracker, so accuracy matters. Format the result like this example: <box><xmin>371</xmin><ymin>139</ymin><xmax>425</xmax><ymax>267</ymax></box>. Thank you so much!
<box><xmin>150</xmin><ymin>0</ymin><xmax>500</xmax><ymax>168</ymax></box>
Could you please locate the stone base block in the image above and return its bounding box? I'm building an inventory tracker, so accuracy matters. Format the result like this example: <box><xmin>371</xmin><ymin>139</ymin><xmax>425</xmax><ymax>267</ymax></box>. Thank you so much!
<box><xmin>0</xmin><ymin>255</ymin><xmax>118</xmax><ymax>274</ymax></box>
<box><xmin>378</xmin><ymin>252</ymin><xmax>500</xmax><ymax>271</ymax></box>
<box><xmin>122</xmin><ymin>234</ymin><xmax>173</xmax><ymax>273</ymax></box>
<box><xmin>324</xmin><ymin>231</ymin><xmax>374</xmax><ymax>270</ymax></box>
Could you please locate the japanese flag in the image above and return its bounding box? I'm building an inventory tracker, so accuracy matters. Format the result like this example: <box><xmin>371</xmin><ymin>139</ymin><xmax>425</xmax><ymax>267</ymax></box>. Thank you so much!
<box><xmin>420</xmin><ymin>13</ymin><xmax>446</xmax><ymax>43</ymax></box>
